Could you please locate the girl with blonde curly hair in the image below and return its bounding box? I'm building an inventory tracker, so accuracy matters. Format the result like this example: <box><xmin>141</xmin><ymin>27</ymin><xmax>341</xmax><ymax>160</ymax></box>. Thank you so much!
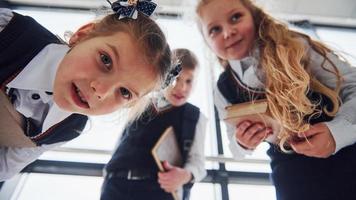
<box><xmin>196</xmin><ymin>0</ymin><xmax>356</xmax><ymax>199</ymax></box>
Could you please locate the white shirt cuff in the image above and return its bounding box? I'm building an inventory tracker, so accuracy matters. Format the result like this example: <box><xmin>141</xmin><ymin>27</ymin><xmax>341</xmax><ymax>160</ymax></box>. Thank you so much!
<box><xmin>325</xmin><ymin>118</ymin><xmax>356</xmax><ymax>153</ymax></box>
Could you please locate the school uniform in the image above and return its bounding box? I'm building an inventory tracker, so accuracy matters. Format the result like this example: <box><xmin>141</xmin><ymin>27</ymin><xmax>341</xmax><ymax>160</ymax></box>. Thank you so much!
<box><xmin>0</xmin><ymin>9</ymin><xmax>87</xmax><ymax>181</ymax></box>
<box><xmin>101</xmin><ymin>101</ymin><xmax>207</xmax><ymax>200</ymax></box>
<box><xmin>214</xmin><ymin>44</ymin><xmax>356</xmax><ymax>200</ymax></box>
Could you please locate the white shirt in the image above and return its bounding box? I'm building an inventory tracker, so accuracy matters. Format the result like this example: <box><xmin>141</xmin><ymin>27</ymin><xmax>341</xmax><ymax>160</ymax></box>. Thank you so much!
<box><xmin>215</xmin><ymin>45</ymin><xmax>356</xmax><ymax>160</ymax></box>
<box><xmin>0</xmin><ymin>9</ymin><xmax>70</xmax><ymax>181</ymax></box>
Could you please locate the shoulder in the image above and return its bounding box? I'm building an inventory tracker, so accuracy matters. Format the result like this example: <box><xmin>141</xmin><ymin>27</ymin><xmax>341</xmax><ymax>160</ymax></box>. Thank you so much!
<box><xmin>184</xmin><ymin>102</ymin><xmax>200</xmax><ymax>112</ymax></box>
<box><xmin>0</xmin><ymin>8</ymin><xmax>14</xmax><ymax>32</ymax></box>
<box><xmin>217</xmin><ymin>69</ymin><xmax>230</xmax><ymax>86</ymax></box>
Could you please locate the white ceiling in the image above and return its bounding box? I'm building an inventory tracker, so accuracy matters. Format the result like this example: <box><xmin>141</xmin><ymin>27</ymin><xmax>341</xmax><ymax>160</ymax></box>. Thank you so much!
<box><xmin>6</xmin><ymin>0</ymin><xmax>356</xmax><ymax>27</ymax></box>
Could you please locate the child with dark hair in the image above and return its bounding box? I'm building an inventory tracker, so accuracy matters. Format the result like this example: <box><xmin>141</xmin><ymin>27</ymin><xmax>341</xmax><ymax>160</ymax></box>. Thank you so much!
<box><xmin>101</xmin><ymin>48</ymin><xmax>207</xmax><ymax>200</ymax></box>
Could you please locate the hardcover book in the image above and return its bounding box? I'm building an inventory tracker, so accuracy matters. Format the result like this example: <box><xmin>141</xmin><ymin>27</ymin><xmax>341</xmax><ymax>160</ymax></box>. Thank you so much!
<box><xmin>151</xmin><ymin>126</ymin><xmax>182</xmax><ymax>200</ymax></box>
<box><xmin>224</xmin><ymin>99</ymin><xmax>280</xmax><ymax>143</ymax></box>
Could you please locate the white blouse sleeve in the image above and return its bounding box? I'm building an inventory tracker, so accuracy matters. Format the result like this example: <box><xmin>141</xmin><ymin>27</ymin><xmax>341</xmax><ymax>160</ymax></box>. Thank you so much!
<box><xmin>308</xmin><ymin>48</ymin><xmax>356</xmax><ymax>153</ymax></box>
<box><xmin>0</xmin><ymin>8</ymin><xmax>13</xmax><ymax>32</ymax></box>
<box><xmin>183</xmin><ymin>112</ymin><xmax>207</xmax><ymax>182</ymax></box>
<box><xmin>0</xmin><ymin>142</ymin><xmax>64</xmax><ymax>181</ymax></box>
<box><xmin>213</xmin><ymin>85</ymin><xmax>253</xmax><ymax>160</ymax></box>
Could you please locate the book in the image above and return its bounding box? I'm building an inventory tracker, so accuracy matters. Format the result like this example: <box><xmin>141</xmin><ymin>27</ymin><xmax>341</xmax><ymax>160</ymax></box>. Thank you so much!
<box><xmin>0</xmin><ymin>90</ymin><xmax>36</xmax><ymax>147</ymax></box>
<box><xmin>223</xmin><ymin>99</ymin><xmax>280</xmax><ymax>143</ymax></box>
<box><xmin>151</xmin><ymin>126</ymin><xmax>182</xmax><ymax>200</ymax></box>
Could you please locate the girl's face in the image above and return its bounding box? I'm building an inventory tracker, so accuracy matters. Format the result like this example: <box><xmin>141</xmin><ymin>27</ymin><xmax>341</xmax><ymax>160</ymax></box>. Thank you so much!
<box><xmin>199</xmin><ymin>0</ymin><xmax>256</xmax><ymax>60</ymax></box>
<box><xmin>54</xmin><ymin>25</ymin><xmax>157</xmax><ymax>116</ymax></box>
<box><xmin>164</xmin><ymin>68</ymin><xmax>195</xmax><ymax>107</ymax></box>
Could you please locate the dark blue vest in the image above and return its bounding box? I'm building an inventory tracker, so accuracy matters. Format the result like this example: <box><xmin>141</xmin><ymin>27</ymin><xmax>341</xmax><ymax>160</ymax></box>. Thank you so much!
<box><xmin>106</xmin><ymin>103</ymin><xmax>199</xmax><ymax>171</ymax></box>
<box><xmin>105</xmin><ymin>103</ymin><xmax>200</xmax><ymax>199</ymax></box>
<box><xmin>0</xmin><ymin>12</ymin><xmax>87</xmax><ymax>146</ymax></box>
<box><xmin>217</xmin><ymin>67</ymin><xmax>356</xmax><ymax>200</ymax></box>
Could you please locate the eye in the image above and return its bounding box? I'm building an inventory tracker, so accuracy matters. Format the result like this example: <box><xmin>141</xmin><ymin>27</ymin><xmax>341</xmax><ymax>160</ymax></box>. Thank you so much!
<box><xmin>209</xmin><ymin>26</ymin><xmax>221</xmax><ymax>37</ymax></box>
<box><xmin>119</xmin><ymin>87</ymin><xmax>132</xmax><ymax>100</ymax></box>
<box><xmin>100</xmin><ymin>53</ymin><xmax>112</xmax><ymax>71</ymax></box>
<box><xmin>231</xmin><ymin>13</ymin><xmax>242</xmax><ymax>23</ymax></box>
<box><xmin>186</xmin><ymin>79</ymin><xmax>192</xmax><ymax>85</ymax></box>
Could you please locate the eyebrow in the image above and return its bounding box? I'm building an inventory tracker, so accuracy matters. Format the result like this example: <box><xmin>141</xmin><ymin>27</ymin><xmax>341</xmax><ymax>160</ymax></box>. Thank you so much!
<box><xmin>106</xmin><ymin>43</ymin><xmax>120</xmax><ymax>61</ymax></box>
<box><xmin>106</xmin><ymin>43</ymin><xmax>141</xmax><ymax>98</ymax></box>
<box><xmin>227</xmin><ymin>8</ymin><xmax>240</xmax><ymax>17</ymax></box>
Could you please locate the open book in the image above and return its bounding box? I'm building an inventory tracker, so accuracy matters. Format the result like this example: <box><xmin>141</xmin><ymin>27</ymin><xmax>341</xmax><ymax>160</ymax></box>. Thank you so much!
<box><xmin>224</xmin><ymin>99</ymin><xmax>280</xmax><ymax>143</ymax></box>
<box><xmin>0</xmin><ymin>90</ymin><xmax>36</xmax><ymax>147</ymax></box>
<box><xmin>151</xmin><ymin>126</ymin><xmax>181</xmax><ymax>200</ymax></box>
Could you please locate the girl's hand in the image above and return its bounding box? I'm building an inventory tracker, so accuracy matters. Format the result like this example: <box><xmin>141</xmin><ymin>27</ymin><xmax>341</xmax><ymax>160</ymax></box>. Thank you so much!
<box><xmin>290</xmin><ymin>123</ymin><xmax>336</xmax><ymax>158</ymax></box>
<box><xmin>158</xmin><ymin>161</ymin><xmax>192</xmax><ymax>193</ymax></box>
<box><xmin>235</xmin><ymin>121</ymin><xmax>273</xmax><ymax>150</ymax></box>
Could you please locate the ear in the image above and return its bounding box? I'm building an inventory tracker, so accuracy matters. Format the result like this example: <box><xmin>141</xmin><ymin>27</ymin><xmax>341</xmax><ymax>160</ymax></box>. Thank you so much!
<box><xmin>69</xmin><ymin>23</ymin><xmax>95</xmax><ymax>46</ymax></box>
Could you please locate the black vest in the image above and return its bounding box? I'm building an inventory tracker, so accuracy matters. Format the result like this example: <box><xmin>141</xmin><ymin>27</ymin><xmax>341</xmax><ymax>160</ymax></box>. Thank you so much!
<box><xmin>218</xmin><ymin>65</ymin><xmax>356</xmax><ymax>200</ymax></box>
<box><xmin>106</xmin><ymin>103</ymin><xmax>200</xmax><ymax>172</ymax></box>
<box><xmin>105</xmin><ymin>103</ymin><xmax>200</xmax><ymax>199</ymax></box>
<box><xmin>0</xmin><ymin>12</ymin><xmax>87</xmax><ymax>146</ymax></box>
<box><xmin>217</xmin><ymin>67</ymin><xmax>336</xmax><ymax>162</ymax></box>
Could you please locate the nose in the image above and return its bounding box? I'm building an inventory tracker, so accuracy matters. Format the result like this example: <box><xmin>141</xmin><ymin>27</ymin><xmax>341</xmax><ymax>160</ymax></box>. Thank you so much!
<box><xmin>175</xmin><ymin>81</ymin><xmax>187</xmax><ymax>92</ymax></box>
<box><xmin>90</xmin><ymin>80</ymin><xmax>114</xmax><ymax>100</ymax></box>
<box><xmin>223</xmin><ymin>26</ymin><xmax>236</xmax><ymax>39</ymax></box>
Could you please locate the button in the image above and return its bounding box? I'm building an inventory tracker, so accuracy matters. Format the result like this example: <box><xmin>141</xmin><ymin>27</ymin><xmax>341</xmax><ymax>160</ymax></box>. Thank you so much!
<box><xmin>31</xmin><ymin>93</ymin><xmax>40</xmax><ymax>100</ymax></box>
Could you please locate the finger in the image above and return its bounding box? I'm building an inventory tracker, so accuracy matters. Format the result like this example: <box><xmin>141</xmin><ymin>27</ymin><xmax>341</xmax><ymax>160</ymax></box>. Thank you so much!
<box><xmin>162</xmin><ymin>161</ymin><xmax>173</xmax><ymax>171</ymax></box>
<box><xmin>236</xmin><ymin>121</ymin><xmax>252</xmax><ymax>138</ymax></box>
<box><xmin>158</xmin><ymin>172</ymin><xmax>171</xmax><ymax>181</ymax></box>
<box><xmin>290</xmin><ymin>139</ymin><xmax>313</xmax><ymax>153</ymax></box>
<box><xmin>160</xmin><ymin>183</ymin><xmax>175</xmax><ymax>192</ymax></box>
<box><xmin>250</xmin><ymin>128</ymin><xmax>273</xmax><ymax>146</ymax></box>
<box><xmin>298</xmin><ymin>124</ymin><xmax>323</xmax><ymax>138</ymax></box>
<box><xmin>244</xmin><ymin>123</ymin><xmax>265</xmax><ymax>141</ymax></box>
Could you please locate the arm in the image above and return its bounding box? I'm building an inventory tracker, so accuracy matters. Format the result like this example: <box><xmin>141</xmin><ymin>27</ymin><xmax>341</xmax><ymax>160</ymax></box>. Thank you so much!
<box><xmin>309</xmin><ymin>49</ymin><xmax>356</xmax><ymax>153</ymax></box>
<box><xmin>214</xmin><ymin>85</ymin><xmax>253</xmax><ymax>159</ymax></box>
<box><xmin>158</xmin><ymin>113</ymin><xmax>207</xmax><ymax>193</ymax></box>
<box><xmin>0</xmin><ymin>142</ymin><xmax>63</xmax><ymax>181</ymax></box>
<box><xmin>0</xmin><ymin>8</ymin><xmax>13</xmax><ymax>32</ymax></box>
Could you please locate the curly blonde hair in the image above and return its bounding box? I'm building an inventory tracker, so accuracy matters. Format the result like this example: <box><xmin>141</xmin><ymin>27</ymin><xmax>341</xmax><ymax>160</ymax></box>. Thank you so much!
<box><xmin>197</xmin><ymin>0</ymin><xmax>343</xmax><ymax>149</ymax></box>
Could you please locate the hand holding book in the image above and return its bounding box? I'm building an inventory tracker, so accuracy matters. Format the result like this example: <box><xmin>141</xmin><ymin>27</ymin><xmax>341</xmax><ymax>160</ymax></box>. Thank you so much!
<box><xmin>223</xmin><ymin>99</ymin><xmax>280</xmax><ymax>147</ymax></box>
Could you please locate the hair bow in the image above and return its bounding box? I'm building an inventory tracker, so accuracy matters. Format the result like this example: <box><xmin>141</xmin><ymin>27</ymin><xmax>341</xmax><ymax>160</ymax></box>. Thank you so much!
<box><xmin>107</xmin><ymin>0</ymin><xmax>157</xmax><ymax>19</ymax></box>
<box><xmin>163</xmin><ymin>63</ymin><xmax>182</xmax><ymax>89</ymax></box>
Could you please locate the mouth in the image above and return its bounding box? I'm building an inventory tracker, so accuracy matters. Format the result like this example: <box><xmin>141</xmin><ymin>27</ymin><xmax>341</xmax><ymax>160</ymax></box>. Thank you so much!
<box><xmin>226</xmin><ymin>39</ymin><xmax>243</xmax><ymax>50</ymax></box>
<box><xmin>173</xmin><ymin>93</ymin><xmax>185</xmax><ymax>101</ymax></box>
<box><xmin>71</xmin><ymin>83</ymin><xmax>90</xmax><ymax>109</ymax></box>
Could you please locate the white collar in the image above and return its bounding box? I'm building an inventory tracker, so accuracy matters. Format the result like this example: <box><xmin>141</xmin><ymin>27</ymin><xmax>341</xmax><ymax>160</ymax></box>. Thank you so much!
<box><xmin>6</xmin><ymin>43</ymin><xmax>69</xmax><ymax>92</ymax></box>
<box><xmin>228</xmin><ymin>56</ymin><xmax>265</xmax><ymax>89</ymax></box>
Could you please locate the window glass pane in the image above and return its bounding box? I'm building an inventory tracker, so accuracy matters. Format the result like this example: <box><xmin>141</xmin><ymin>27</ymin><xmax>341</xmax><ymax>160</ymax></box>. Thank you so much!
<box><xmin>191</xmin><ymin>183</ymin><xmax>221</xmax><ymax>200</ymax></box>
<box><xmin>13</xmin><ymin>174</ymin><xmax>103</xmax><ymax>200</ymax></box>
<box><xmin>8</xmin><ymin>174</ymin><xmax>220</xmax><ymax>200</ymax></box>
<box><xmin>316</xmin><ymin>27</ymin><xmax>356</xmax><ymax>66</ymax></box>
<box><xmin>220</xmin><ymin>122</ymin><xmax>271</xmax><ymax>173</ymax></box>
<box><xmin>229</xmin><ymin>184</ymin><xmax>276</xmax><ymax>200</ymax></box>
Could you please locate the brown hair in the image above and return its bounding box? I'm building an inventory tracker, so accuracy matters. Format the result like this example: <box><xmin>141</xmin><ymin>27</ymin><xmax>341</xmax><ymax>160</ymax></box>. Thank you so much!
<box><xmin>84</xmin><ymin>13</ymin><xmax>172</xmax><ymax>121</ymax></box>
<box><xmin>197</xmin><ymin>0</ymin><xmax>342</xmax><ymax>149</ymax></box>
<box><xmin>172</xmin><ymin>48</ymin><xmax>199</xmax><ymax>70</ymax></box>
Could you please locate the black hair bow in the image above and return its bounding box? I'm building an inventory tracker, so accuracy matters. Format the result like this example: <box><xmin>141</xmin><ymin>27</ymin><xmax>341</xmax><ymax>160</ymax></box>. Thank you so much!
<box><xmin>163</xmin><ymin>63</ymin><xmax>182</xmax><ymax>89</ymax></box>
<box><xmin>107</xmin><ymin>0</ymin><xmax>157</xmax><ymax>19</ymax></box>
